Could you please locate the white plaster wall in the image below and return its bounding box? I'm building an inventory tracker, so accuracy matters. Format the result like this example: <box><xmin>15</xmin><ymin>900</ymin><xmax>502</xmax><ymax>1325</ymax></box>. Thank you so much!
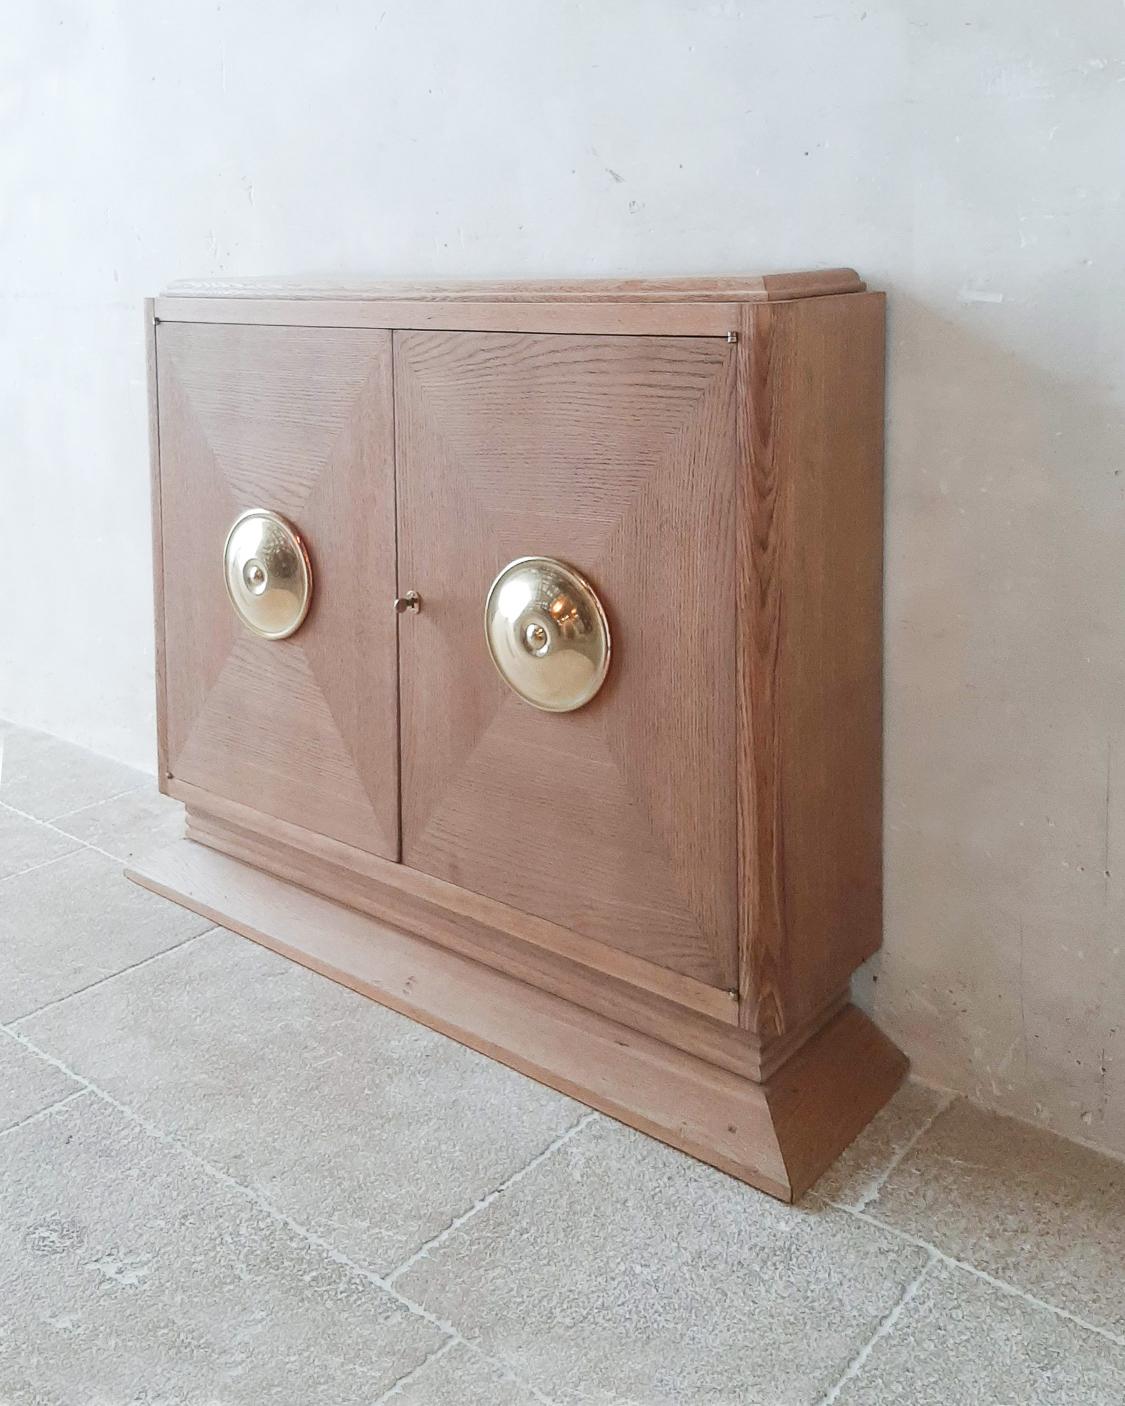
<box><xmin>2</xmin><ymin>1</ymin><xmax>1123</xmax><ymax>1154</ymax></box>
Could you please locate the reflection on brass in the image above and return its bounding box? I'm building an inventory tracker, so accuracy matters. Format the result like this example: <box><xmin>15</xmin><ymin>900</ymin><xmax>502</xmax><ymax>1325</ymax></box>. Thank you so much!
<box><xmin>484</xmin><ymin>556</ymin><xmax>611</xmax><ymax>712</ymax></box>
<box><xmin>223</xmin><ymin>509</ymin><xmax>312</xmax><ymax>640</ymax></box>
<box><xmin>394</xmin><ymin>591</ymin><xmax>422</xmax><ymax>614</ymax></box>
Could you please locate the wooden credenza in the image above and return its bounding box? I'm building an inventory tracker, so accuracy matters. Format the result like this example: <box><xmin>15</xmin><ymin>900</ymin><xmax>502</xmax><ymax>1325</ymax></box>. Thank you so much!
<box><xmin>130</xmin><ymin>271</ymin><xmax>905</xmax><ymax>1201</ymax></box>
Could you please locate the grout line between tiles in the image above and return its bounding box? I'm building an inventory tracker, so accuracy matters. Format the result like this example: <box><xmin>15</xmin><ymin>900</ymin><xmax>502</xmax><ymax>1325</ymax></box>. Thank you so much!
<box><xmin>818</xmin><ymin>1195</ymin><xmax>1125</xmax><ymax>1350</ymax></box>
<box><xmin>9</xmin><ymin>982</ymin><xmax>1122</xmax><ymax>1380</ymax></box>
<box><xmin>46</xmin><ymin>780</ymin><xmax>151</xmax><ymax>825</ymax></box>
<box><xmin>0</xmin><ymin>1087</ymin><xmax>91</xmax><ymax>1140</ymax></box>
<box><xmin>849</xmin><ymin>1089</ymin><xmax>957</xmax><ymax>1212</ymax></box>
<box><xmin>0</xmin><ymin>847</ymin><xmax>83</xmax><ymax>888</ymax></box>
<box><xmin>1</xmin><ymin>810</ymin><xmax>1119</xmax><ymax>1395</ymax></box>
<box><xmin>0</xmin><ymin>1023</ymin><xmax>562</xmax><ymax>1406</ymax></box>
<box><xmin>0</xmin><ymin>797</ymin><xmax>143</xmax><ymax>866</ymax></box>
<box><xmin>370</xmin><ymin>1335</ymin><xmax>459</xmax><ymax>1404</ymax></box>
<box><xmin>386</xmin><ymin>1109</ymin><xmax>599</xmax><ymax>1285</ymax></box>
<box><xmin>4</xmin><ymin>928</ymin><xmax>217</xmax><ymax>1027</ymax></box>
<box><xmin>441</xmin><ymin>1341</ymin><xmax>558</xmax><ymax>1405</ymax></box>
<box><xmin>813</xmin><ymin>1252</ymin><xmax>937</xmax><ymax>1405</ymax></box>
<box><xmin>894</xmin><ymin>1077</ymin><xmax>1125</xmax><ymax>1172</ymax></box>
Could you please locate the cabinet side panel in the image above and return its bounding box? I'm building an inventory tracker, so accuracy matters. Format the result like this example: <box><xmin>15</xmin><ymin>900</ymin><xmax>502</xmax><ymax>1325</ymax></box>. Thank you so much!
<box><xmin>738</xmin><ymin>293</ymin><xmax>886</xmax><ymax>1034</ymax></box>
<box><xmin>145</xmin><ymin>299</ymin><xmax>170</xmax><ymax>787</ymax></box>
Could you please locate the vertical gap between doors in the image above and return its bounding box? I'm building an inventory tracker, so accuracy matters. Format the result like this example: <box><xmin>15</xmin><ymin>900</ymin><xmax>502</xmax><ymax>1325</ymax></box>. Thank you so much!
<box><xmin>388</xmin><ymin>329</ymin><xmax>404</xmax><ymax>864</ymax></box>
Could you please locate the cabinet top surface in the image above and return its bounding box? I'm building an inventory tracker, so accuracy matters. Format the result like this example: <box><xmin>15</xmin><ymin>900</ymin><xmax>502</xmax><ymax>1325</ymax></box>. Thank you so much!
<box><xmin>162</xmin><ymin>268</ymin><xmax>865</xmax><ymax>304</ymax></box>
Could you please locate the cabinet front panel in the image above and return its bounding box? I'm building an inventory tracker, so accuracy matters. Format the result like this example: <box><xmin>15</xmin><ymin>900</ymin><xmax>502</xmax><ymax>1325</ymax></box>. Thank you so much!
<box><xmin>395</xmin><ymin>331</ymin><xmax>738</xmax><ymax>989</ymax></box>
<box><xmin>156</xmin><ymin>322</ymin><xmax>399</xmax><ymax>859</ymax></box>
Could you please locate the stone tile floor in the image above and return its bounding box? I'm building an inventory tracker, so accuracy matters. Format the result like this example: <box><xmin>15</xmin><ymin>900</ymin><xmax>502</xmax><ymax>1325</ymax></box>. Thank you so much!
<box><xmin>0</xmin><ymin>720</ymin><xmax>1123</xmax><ymax>1405</ymax></box>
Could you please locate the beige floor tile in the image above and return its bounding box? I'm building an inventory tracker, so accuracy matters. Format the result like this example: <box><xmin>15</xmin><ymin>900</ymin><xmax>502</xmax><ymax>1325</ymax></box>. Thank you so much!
<box><xmin>867</xmin><ymin>1099</ymin><xmax>1125</xmax><ymax>1337</ymax></box>
<box><xmin>835</xmin><ymin>1261</ymin><xmax>1125</xmax><ymax>1405</ymax></box>
<box><xmin>391</xmin><ymin>1342</ymin><xmax>541</xmax><ymax>1405</ymax></box>
<box><xmin>0</xmin><ymin>847</ymin><xmax>212</xmax><ymax>1022</ymax></box>
<box><xmin>50</xmin><ymin>785</ymin><xmax>185</xmax><ymax>863</ymax></box>
<box><xmin>0</xmin><ymin>804</ymin><xmax>79</xmax><ymax>882</ymax></box>
<box><xmin>7</xmin><ymin>728</ymin><xmax>1123</xmax><ymax>1403</ymax></box>
<box><xmin>398</xmin><ymin>1117</ymin><xmax>930</xmax><ymax>1406</ymax></box>
<box><xmin>0</xmin><ymin>1094</ymin><xmax>441</xmax><ymax>1405</ymax></box>
<box><xmin>0</xmin><ymin>726</ymin><xmax>146</xmax><ymax>822</ymax></box>
<box><xmin>0</xmin><ymin>1033</ymin><xmax>80</xmax><ymax>1133</ymax></box>
<box><xmin>19</xmin><ymin>928</ymin><xmax>584</xmax><ymax>1276</ymax></box>
<box><xmin>811</xmin><ymin>1078</ymin><xmax>951</xmax><ymax>1208</ymax></box>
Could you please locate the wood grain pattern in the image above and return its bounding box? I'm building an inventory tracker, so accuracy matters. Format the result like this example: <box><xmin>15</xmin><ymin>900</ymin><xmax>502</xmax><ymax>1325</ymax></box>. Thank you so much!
<box><xmin>172</xmin><ymin>782</ymin><xmax>850</xmax><ymax>1080</ymax></box>
<box><xmin>167</xmin><ymin>776</ymin><xmax>739</xmax><ymax>1027</ymax></box>
<box><xmin>127</xmin><ymin>837</ymin><xmax>906</xmax><ymax>1201</ymax></box>
<box><xmin>767</xmin><ymin>1004</ymin><xmax>907</xmax><ymax>1196</ymax></box>
<box><xmin>184</xmin><ymin>806</ymin><xmax>772</xmax><ymax>1079</ymax></box>
<box><xmin>144</xmin><ymin>298</ymin><xmax>170</xmax><ymax>786</ymax></box>
<box><xmin>736</xmin><ymin>292</ymin><xmax>886</xmax><ymax>1035</ymax></box>
<box><xmin>156</xmin><ymin>322</ymin><xmax>400</xmax><ymax>858</ymax></box>
<box><xmin>394</xmin><ymin>330</ymin><xmax>739</xmax><ymax>989</ymax></box>
<box><xmin>163</xmin><ymin>269</ymin><xmax>865</xmax><ymax>303</ymax></box>
<box><xmin>154</xmin><ymin>297</ymin><xmax>743</xmax><ymax>339</ymax></box>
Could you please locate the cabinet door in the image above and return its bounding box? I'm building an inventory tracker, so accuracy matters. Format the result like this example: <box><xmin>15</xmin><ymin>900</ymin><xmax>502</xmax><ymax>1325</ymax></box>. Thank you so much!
<box><xmin>156</xmin><ymin>322</ymin><xmax>399</xmax><ymax>859</ymax></box>
<box><xmin>395</xmin><ymin>331</ymin><xmax>738</xmax><ymax>989</ymax></box>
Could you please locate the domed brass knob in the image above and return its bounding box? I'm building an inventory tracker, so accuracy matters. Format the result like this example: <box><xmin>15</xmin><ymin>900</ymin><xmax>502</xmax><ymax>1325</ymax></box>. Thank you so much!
<box><xmin>484</xmin><ymin>557</ymin><xmax>611</xmax><ymax>712</ymax></box>
<box><xmin>223</xmin><ymin>509</ymin><xmax>312</xmax><ymax>640</ymax></box>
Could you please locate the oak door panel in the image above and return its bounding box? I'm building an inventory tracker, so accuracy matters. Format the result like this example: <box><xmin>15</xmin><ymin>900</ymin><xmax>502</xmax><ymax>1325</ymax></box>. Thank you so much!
<box><xmin>395</xmin><ymin>331</ymin><xmax>738</xmax><ymax>989</ymax></box>
<box><xmin>156</xmin><ymin>322</ymin><xmax>399</xmax><ymax>859</ymax></box>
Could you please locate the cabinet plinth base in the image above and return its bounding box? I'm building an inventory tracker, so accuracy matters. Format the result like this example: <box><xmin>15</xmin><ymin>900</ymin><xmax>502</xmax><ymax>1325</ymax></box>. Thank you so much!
<box><xmin>126</xmin><ymin>838</ymin><xmax>907</xmax><ymax>1203</ymax></box>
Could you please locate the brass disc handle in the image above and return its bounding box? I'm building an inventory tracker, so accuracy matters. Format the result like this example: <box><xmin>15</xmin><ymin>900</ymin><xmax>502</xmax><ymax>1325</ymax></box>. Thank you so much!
<box><xmin>223</xmin><ymin>509</ymin><xmax>312</xmax><ymax>640</ymax></box>
<box><xmin>484</xmin><ymin>556</ymin><xmax>611</xmax><ymax>712</ymax></box>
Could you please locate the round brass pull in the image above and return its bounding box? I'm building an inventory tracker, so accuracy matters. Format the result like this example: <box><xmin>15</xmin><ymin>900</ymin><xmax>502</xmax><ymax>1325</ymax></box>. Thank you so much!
<box><xmin>223</xmin><ymin>509</ymin><xmax>312</xmax><ymax>640</ymax></box>
<box><xmin>484</xmin><ymin>556</ymin><xmax>611</xmax><ymax>712</ymax></box>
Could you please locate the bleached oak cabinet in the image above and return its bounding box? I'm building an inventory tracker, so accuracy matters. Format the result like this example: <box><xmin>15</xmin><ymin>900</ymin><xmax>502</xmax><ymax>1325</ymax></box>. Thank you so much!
<box><xmin>130</xmin><ymin>271</ymin><xmax>905</xmax><ymax>1200</ymax></box>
